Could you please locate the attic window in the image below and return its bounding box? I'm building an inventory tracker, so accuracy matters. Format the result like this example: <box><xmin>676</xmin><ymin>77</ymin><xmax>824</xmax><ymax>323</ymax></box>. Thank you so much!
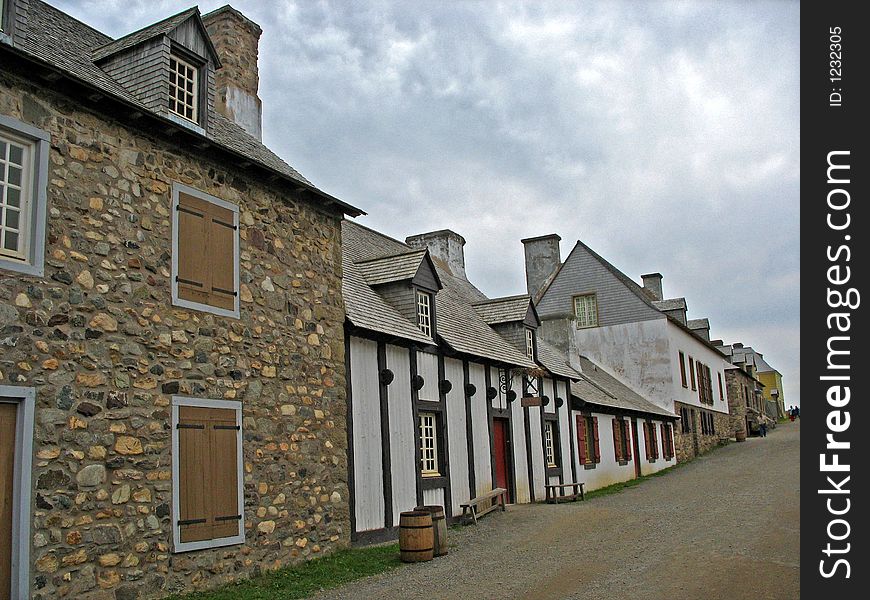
<box><xmin>169</xmin><ymin>54</ymin><xmax>199</xmax><ymax>122</ymax></box>
<box><xmin>573</xmin><ymin>293</ymin><xmax>598</xmax><ymax>328</ymax></box>
<box><xmin>416</xmin><ymin>290</ymin><xmax>433</xmax><ymax>337</ymax></box>
<box><xmin>525</xmin><ymin>327</ymin><xmax>535</xmax><ymax>360</ymax></box>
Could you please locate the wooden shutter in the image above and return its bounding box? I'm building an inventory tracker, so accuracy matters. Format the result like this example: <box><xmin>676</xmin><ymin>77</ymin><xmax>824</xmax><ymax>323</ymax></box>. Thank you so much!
<box><xmin>623</xmin><ymin>421</ymin><xmax>632</xmax><ymax>461</ymax></box>
<box><xmin>1</xmin><ymin>403</ymin><xmax>17</xmax><ymax>594</ymax></box>
<box><xmin>612</xmin><ymin>419</ymin><xmax>622</xmax><ymax>461</ymax></box>
<box><xmin>176</xmin><ymin>192</ymin><xmax>210</xmax><ymax>305</ymax></box>
<box><xmin>592</xmin><ymin>417</ymin><xmax>601</xmax><ymax>463</ymax></box>
<box><xmin>178</xmin><ymin>406</ymin><xmax>240</xmax><ymax>543</ymax></box>
<box><xmin>679</xmin><ymin>352</ymin><xmax>687</xmax><ymax>386</ymax></box>
<box><xmin>668</xmin><ymin>424</ymin><xmax>676</xmax><ymax>458</ymax></box>
<box><xmin>576</xmin><ymin>414</ymin><xmax>587</xmax><ymax>465</ymax></box>
<box><xmin>207</xmin><ymin>203</ymin><xmax>237</xmax><ymax>310</ymax></box>
<box><xmin>659</xmin><ymin>424</ymin><xmax>667</xmax><ymax>459</ymax></box>
<box><xmin>642</xmin><ymin>422</ymin><xmax>650</xmax><ymax>461</ymax></box>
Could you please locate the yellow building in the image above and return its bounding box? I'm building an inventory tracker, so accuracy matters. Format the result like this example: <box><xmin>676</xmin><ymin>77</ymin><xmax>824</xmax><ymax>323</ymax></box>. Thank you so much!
<box><xmin>756</xmin><ymin>358</ymin><xmax>785</xmax><ymax>419</ymax></box>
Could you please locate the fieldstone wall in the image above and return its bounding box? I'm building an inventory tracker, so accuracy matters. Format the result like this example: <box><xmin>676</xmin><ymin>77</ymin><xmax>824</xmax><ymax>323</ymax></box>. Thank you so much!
<box><xmin>673</xmin><ymin>402</ymin><xmax>731</xmax><ymax>463</ymax></box>
<box><xmin>725</xmin><ymin>370</ymin><xmax>749</xmax><ymax>441</ymax></box>
<box><xmin>0</xmin><ymin>69</ymin><xmax>350</xmax><ymax>599</ymax></box>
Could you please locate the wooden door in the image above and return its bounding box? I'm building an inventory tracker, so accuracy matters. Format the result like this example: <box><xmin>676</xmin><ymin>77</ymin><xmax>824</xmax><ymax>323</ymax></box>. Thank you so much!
<box><xmin>492</xmin><ymin>418</ymin><xmax>512</xmax><ymax>503</ymax></box>
<box><xmin>1</xmin><ymin>403</ymin><xmax>16</xmax><ymax>600</ymax></box>
<box><xmin>630</xmin><ymin>419</ymin><xmax>641</xmax><ymax>478</ymax></box>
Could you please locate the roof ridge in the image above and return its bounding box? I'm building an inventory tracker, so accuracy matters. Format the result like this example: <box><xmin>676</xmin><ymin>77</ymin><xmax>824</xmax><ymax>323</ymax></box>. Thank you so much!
<box><xmin>471</xmin><ymin>294</ymin><xmax>530</xmax><ymax>306</ymax></box>
<box><xmin>354</xmin><ymin>248</ymin><xmax>426</xmax><ymax>264</ymax></box>
<box><xmin>92</xmin><ymin>6</ymin><xmax>199</xmax><ymax>53</ymax></box>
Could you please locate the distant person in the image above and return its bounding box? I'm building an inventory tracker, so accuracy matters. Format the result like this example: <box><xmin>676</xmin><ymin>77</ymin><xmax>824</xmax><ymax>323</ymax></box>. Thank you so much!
<box><xmin>760</xmin><ymin>422</ymin><xmax>767</xmax><ymax>437</ymax></box>
<box><xmin>789</xmin><ymin>406</ymin><xmax>796</xmax><ymax>422</ymax></box>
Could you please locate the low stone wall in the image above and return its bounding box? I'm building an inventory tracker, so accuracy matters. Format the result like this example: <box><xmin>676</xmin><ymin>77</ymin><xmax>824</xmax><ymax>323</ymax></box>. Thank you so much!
<box><xmin>673</xmin><ymin>402</ymin><xmax>731</xmax><ymax>462</ymax></box>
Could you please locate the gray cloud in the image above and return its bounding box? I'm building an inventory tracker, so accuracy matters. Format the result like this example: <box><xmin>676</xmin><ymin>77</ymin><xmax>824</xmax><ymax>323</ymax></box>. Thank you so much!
<box><xmin>54</xmin><ymin>0</ymin><xmax>800</xmax><ymax>404</ymax></box>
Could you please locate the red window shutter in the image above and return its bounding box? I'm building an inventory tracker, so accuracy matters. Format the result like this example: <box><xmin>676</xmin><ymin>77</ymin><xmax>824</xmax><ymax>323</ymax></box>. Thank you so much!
<box><xmin>623</xmin><ymin>421</ymin><xmax>632</xmax><ymax>461</ymax></box>
<box><xmin>642</xmin><ymin>422</ymin><xmax>650</xmax><ymax>461</ymax></box>
<box><xmin>592</xmin><ymin>416</ymin><xmax>601</xmax><ymax>463</ymax></box>
<box><xmin>576</xmin><ymin>414</ymin><xmax>587</xmax><ymax>464</ymax></box>
<box><xmin>659</xmin><ymin>423</ymin><xmax>667</xmax><ymax>459</ymax></box>
<box><xmin>612</xmin><ymin>419</ymin><xmax>621</xmax><ymax>461</ymax></box>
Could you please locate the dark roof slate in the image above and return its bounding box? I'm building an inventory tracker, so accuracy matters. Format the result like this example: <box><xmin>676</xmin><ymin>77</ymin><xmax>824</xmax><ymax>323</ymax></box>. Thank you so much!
<box><xmin>356</xmin><ymin>249</ymin><xmax>430</xmax><ymax>287</ymax></box>
<box><xmin>7</xmin><ymin>0</ymin><xmax>359</xmax><ymax>214</ymax></box>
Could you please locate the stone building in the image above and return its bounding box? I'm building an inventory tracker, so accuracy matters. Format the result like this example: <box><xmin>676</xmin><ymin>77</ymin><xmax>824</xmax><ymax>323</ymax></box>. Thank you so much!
<box><xmin>716</xmin><ymin>342</ymin><xmax>773</xmax><ymax>437</ymax></box>
<box><xmin>1</xmin><ymin>2</ymin><xmax>362</xmax><ymax>598</ymax></box>
<box><xmin>522</xmin><ymin>235</ymin><xmax>734</xmax><ymax>462</ymax></box>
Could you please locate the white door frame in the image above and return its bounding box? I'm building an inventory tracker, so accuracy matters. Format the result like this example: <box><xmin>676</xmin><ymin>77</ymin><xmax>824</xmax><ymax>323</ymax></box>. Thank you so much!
<box><xmin>0</xmin><ymin>385</ymin><xmax>35</xmax><ymax>600</ymax></box>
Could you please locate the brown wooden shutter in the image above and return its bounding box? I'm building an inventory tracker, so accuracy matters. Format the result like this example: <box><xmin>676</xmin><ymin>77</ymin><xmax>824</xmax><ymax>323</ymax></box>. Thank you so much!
<box><xmin>652</xmin><ymin>423</ymin><xmax>659</xmax><ymax>459</ymax></box>
<box><xmin>592</xmin><ymin>417</ymin><xmax>601</xmax><ymax>463</ymax></box>
<box><xmin>643</xmin><ymin>422</ymin><xmax>651</xmax><ymax>461</ymax></box>
<box><xmin>206</xmin><ymin>203</ymin><xmax>236</xmax><ymax>310</ymax></box>
<box><xmin>623</xmin><ymin>421</ymin><xmax>632</xmax><ymax>461</ymax></box>
<box><xmin>670</xmin><ymin>424</ymin><xmax>676</xmax><ymax>457</ymax></box>
<box><xmin>679</xmin><ymin>352</ymin><xmax>687</xmax><ymax>387</ymax></box>
<box><xmin>176</xmin><ymin>193</ymin><xmax>210</xmax><ymax>305</ymax></box>
<box><xmin>1</xmin><ymin>403</ymin><xmax>17</xmax><ymax>594</ymax></box>
<box><xmin>612</xmin><ymin>419</ymin><xmax>621</xmax><ymax>461</ymax></box>
<box><xmin>210</xmin><ymin>408</ymin><xmax>241</xmax><ymax>538</ymax></box>
<box><xmin>178</xmin><ymin>406</ymin><xmax>240</xmax><ymax>543</ymax></box>
<box><xmin>659</xmin><ymin>423</ymin><xmax>667</xmax><ymax>459</ymax></box>
<box><xmin>178</xmin><ymin>406</ymin><xmax>211</xmax><ymax>542</ymax></box>
<box><xmin>576</xmin><ymin>414</ymin><xmax>587</xmax><ymax>464</ymax></box>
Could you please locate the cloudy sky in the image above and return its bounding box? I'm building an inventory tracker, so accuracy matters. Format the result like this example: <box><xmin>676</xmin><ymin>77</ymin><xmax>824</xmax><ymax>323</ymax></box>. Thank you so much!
<box><xmin>55</xmin><ymin>0</ymin><xmax>801</xmax><ymax>405</ymax></box>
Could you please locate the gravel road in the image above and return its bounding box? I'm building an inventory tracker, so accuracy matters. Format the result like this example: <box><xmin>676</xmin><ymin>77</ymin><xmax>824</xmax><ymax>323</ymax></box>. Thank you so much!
<box><xmin>314</xmin><ymin>421</ymin><xmax>800</xmax><ymax>600</ymax></box>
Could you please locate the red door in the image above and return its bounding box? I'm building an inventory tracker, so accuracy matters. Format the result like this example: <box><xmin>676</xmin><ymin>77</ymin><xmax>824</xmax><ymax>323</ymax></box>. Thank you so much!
<box><xmin>493</xmin><ymin>418</ymin><xmax>512</xmax><ymax>503</ymax></box>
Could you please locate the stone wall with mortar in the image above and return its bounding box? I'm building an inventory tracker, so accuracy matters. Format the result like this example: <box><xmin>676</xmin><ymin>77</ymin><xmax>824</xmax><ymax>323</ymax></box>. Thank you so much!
<box><xmin>0</xmin><ymin>69</ymin><xmax>350</xmax><ymax>599</ymax></box>
<box><xmin>673</xmin><ymin>402</ymin><xmax>732</xmax><ymax>463</ymax></box>
<box><xmin>725</xmin><ymin>369</ymin><xmax>749</xmax><ymax>441</ymax></box>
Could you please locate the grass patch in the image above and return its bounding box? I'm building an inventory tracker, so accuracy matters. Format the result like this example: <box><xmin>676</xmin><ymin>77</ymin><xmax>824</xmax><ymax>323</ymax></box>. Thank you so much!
<box><xmin>167</xmin><ymin>543</ymin><xmax>402</xmax><ymax>600</ymax></box>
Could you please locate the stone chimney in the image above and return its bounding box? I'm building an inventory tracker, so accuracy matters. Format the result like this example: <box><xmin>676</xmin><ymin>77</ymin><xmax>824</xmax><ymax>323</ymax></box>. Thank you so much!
<box><xmin>733</xmin><ymin>342</ymin><xmax>744</xmax><ymax>349</ymax></box>
<box><xmin>641</xmin><ymin>273</ymin><xmax>663</xmax><ymax>301</ymax></box>
<box><xmin>202</xmin><ymin>5</ymin><xmax>263</xmax><ymax>140</ymax></box>
<box><xmin>406</xmin><ymin>230</ymin><xmax>467</xmax><ymax>279</ymax></box>
<box><xmin>521</xmin><ymin>234</ymin><xmax>561</xmax><ymax>297</ymax></box>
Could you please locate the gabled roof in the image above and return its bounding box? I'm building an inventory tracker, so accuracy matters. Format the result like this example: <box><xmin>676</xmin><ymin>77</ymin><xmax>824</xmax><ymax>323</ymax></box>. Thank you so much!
<box><xmin>537</xmin><ymin>239</ymin><xmax>727</xmax><ymax>358</ymax></box>
<box><xmin>356</xmin><ymin>249</ymin><xmax>442</xmax><ymax>289</ymax></box>
<box><xmin>535</xmin><ymin>339</ymin><xmax>581</xmax><ymax>380</ymax></box>
<box><xmin>4</xmin><ymin>0</ymin><xmax>363</xmax><ymax>217</ymax></box>
<box><xmin>571</xmin><ymin>357</ymin><xmax>676</xmax><ymax>419</ymax></box>
<box><xmin>91</xmin><ymin>7</ymin><xmax>220</xmax><ymax>66</ymax></box>
<box><xmin>342</xmin><ymin>221</ymin><xmax>535</xmax><ymax>367</ymax></box>
<box><xmin>472</xmin><ymin>295</ymin><xmax>539</xmax><ymax>327</ymax></box>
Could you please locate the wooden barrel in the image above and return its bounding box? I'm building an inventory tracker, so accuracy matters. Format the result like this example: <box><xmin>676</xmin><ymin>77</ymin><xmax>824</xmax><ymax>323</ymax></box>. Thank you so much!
<box><xmin>399</xmin><ymin>510</ymin><xmax>434</xmax><ymax>562</ymax></box>
<box><xmin>415</xmin><ymin>505</ymin><xmax>447</xmax><ymax>556</ymax></box>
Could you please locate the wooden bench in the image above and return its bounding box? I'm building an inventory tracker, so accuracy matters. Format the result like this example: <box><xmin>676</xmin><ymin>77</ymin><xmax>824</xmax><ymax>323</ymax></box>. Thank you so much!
<box><xmin>545</xmin><ymin>482</ymin><xmax>585</xmax><ymax>503</ymax></box>
<box><xmin>460</xmin><ymin>488</ymin><xmax>507</xmax><ymax>524</ymax></box>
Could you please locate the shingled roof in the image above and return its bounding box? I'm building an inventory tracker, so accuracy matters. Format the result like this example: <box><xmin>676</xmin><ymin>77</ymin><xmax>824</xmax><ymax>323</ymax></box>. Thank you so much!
<box><xmin>571</xmin><ymin>356</ymin><xmax>676</xmax><ymax>419</ymax></box>
<box><xmin>356</xmin><ymin>249</ymin><xmax>440</xmax><ymax>288</ymax></box>
<box><xmin>472</xmin><ymin>295</ymin><xmax>538</xmax><ymax>326</ymax></box>
<box><xmin>3</xmin><ymin>0</ymin><xmax>361</xmax><ymax>216</ymax></box>
<box><xmin>653</xmin><ymin>298</ymin><xmax>687</xmax><ymax>312</ymax></box>
<box><xmin>342</xmin><ymin>221</ymin><xmax>536</xmax><ymax>368</ymax></box>
<box><xmin>535</xmin><ymin>339</ymin><xmax>582</xmax><ymax>380</ymax></box>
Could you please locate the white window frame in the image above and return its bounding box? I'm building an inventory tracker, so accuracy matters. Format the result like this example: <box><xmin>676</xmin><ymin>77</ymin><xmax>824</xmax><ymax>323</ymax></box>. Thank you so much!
<box><xmin>169</xmin><ymin>53</ymin><xmax>199</xmax><ymax>123</ymax></box>
<box><xmin>544</xmin><ymin>420</ymin><xmax>557</xmax><ymax>468</ymax></box>
<box><xmin>416</xmin><ymin>290</ymin><xmax>433</xmax><ymax>337</ymax></box>
<box><xmin>170</xmin><ymin>182</ymin><xmax>240</xmax><ymax>319</ymax></box>
<box><xmin>573</xmin><ymin>293</ymin><xmax>598</xmax><ymax>328</ymax></box>
<box><xmin>525</xmin><ymin>327</ymin><xmax>535</xmax><ymax>360</ymax></box>
<box><xmin>170</xmin><ymin>396</ymin><xmax>245</xmax><ymax>553</ymax></box>
<box><xmin>0</xmin><ymin>116</ymin><xmax>49</xmax><ymax>276</ymax></box>
<box><xmin>0</xmin><ymin>385</ymin><xmax>35</xmax><ymax>600</ymax></box>
<box><xmin>419</xmin><ymin>412</ymin><xmax>440</xmax><ymax>476</ymax></box>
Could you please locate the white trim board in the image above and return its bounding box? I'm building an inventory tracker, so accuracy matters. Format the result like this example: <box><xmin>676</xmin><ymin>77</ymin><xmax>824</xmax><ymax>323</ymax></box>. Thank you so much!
<box><xmin>0</xmin><ymin>385</ymin><xmax>35</xmax><ymax>600</ymax></box>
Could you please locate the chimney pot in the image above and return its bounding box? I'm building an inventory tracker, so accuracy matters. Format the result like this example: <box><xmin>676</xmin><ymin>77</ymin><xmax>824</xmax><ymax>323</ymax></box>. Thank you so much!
<box><xmin>203</xmin><ymin>5</ymin><xmax>263</xmax><ymax>140</ymax></box>
<box><xmin>521</xmin><ymin>234</ymin><xmax>562</xmax><ymax>297</ymax></box>
<box><xmin>641</xmin><ymin>273</ymin><xmax>663</xmax><ymax>301</ymax></box>
<box><xmin>406</xmin><ymin>230</ymin><xmax>467</xmax><ymax>279</ymax></box>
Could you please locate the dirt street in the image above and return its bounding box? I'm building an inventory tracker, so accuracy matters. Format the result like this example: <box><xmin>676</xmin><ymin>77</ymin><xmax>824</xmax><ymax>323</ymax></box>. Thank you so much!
<box><xmin>315</xmin><ymin>421</ymin><xmax>800</xmax><ymax>600</ymax></box>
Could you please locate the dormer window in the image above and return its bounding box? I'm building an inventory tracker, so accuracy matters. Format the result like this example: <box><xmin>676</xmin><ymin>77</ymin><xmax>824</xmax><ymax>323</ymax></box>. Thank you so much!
<box><xmin>169</xmin><ymin>54</ymin><xmax>199</xmax><ymax>122</ymax></box>
<box><xmin>416</xmin><ymin>290</ymin><xmax>433</xmax><ymax>337</ymax></box>
<box><xmin>525</xmin><ymin>327</ymin><xmax>535</xmax><ymax>359</ymax></box>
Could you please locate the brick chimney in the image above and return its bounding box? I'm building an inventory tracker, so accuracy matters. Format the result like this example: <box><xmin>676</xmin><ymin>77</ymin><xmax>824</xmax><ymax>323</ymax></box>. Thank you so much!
<box><xmin>202</xmin><ymin>5</ymin><xmax>263</xmax><ymax>140</ymax></box>
<box><xmin>406</xmin><ymin>230</ymin><xmax>467</xmax><ymax>279</ymax></box>
<box><xmin>641</xmin><ymin>273</ymin><xmax>663</xmax><ymax>301</ymax></box>
<box><xmin>522</xmin><ymin>234</ymin><xmax>561</xmax><ymax>297</ymax></box>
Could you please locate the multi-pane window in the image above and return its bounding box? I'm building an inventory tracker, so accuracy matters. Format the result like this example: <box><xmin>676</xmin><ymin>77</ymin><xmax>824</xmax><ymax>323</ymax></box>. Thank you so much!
<box><xmin>416</xmin><ymin>290</ymin><xmax>433</xmax><ymax>337</ymax></box>
<box><xmin>696</xmin><ymin>362</ymin><xmax>713</xmax><ymax>405</ymax></box>
<box><xmin>169</xmin><ymin>55</ymin><xmax>198</xmax><ymax>122</ymax></box>
<box><xmin>0</xmin><ymin>133</ymin><xmax>29</xmax><ymax>262</ymax></box>
<box><xmin>171</xmin><ymin>398</ymin><xmax>244</xmax><ymax>552</ymax></box>
<box><xmin>172</xmin><ymin>184</ymin><xmax>239</xmax><ymax>317</ymax></box>
<box><xmin>688</xmin><ymin>357</ymin><xmax>696</xmax><ymax>390</ymax></box>
<box><xmin>718</xmin><ymin>372</ymin><xmax>724</xmax><ymax>402</ymax></box>
<box><xmin>576</xmin><ymin>414</ymin><xmax>600</xmax><ymax>466</ymax></box>
<box><xmin>612</xmin><ymin>418</ymin><xmax>631</xmax><ymax>463</ymax></box>
<box><xmin>544</xmin><ymin>421</ymin><xmax>557</xmax><ymax>467</ymax></box>
<box><xmin>680</xmin><ymin>407</ymin><xmax>691</xmax><ymax>433</ymax></box>
<box><xmin>419</xmin><ymin>412</ymin><xmax>440</xmax><ymax>476</ymax></box>
<box><xmin>573</xmin><ymin>293</ymin><xmax>598</xmax><ymax>328</ymax></box>
<box><xmin>525</xmin><ymin>327</ymin><xmax>535</xmax><ymax>359</ymax></box>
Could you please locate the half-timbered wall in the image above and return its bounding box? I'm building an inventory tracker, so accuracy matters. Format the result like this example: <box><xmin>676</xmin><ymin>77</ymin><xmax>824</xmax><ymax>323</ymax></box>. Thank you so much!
<box><xmin>445</xmin><ymin>358</ymin><xmax>469</xmax><ymax>518</ymax></box>
<box><xmin>468</xmin><ymin>362</ymin><xmax>492</xmax><ymax>497</ymax></box>
<box><xmin>349</xmin><ymin>337</ymin><xmax>383</xmax><ymax>532</ymax></box>
<box><xmin>386</xmin><ymin>345</ymin><xmax>416</xmax><ymax>526</ymax></box>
